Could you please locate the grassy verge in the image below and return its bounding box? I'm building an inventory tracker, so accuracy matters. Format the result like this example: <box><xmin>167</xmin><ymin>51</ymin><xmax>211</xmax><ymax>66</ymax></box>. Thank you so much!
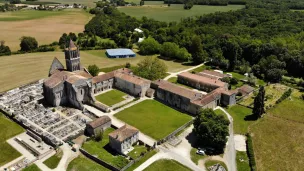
<box><xmin>43</xmin><ymin>150</ymin><xmax>63</xmax><ymax>169</ymax></box>
<box><xmin>236</xmin><ymin>151</ymin><xmax>250</xmax><ymax>171</ymax></box>
<box><xmin>22</xmin><ymin>164</ymin><xmax>42</xmax><ymax>171</ymax></box>
<box><xmin>128</xmin><ymin>145</ymin><xmax>147</xmax><ymax>159</ymax></box>
<box><xmin>205</xmin><ymin>160</ymin><xmax>228</xmax><ymax>171</ymax></box>
<box><xmin>82</xmin><ymin>128</ymin><xmax>129</xmax><ymax>169</ymax></box>
<box><xmin>95</xmin><ymin>89</ymin><xmax>127</xmax><ymax>106</ymax></box>
<box><xmin>225</xmin><ymin>105</ymin><xmax>253</xmax><ymax>134</ymax></box>
<box><xmin>126</xmin><ymin>150</ymin><xmax>157</xmax><ymax>171</ymax></box>
<box><xmin>0</xmin><ymin>113</ymin><xmax>24</xmax><ymax>166</ymax></box>
<box><xmin>190</xmin><ymin>148</ymin><xmax>207</xmax><ymax>165</ymax></box>
<box><xmin>144</xmin><ymin>159</ymin><xmax>192</xmax><ymax>171</ymax></box>
<box><xmin>67</xmin><ymin>155</ymin><xmax>110</xmax><ymax>171</ymax></box>
<box><xmin>115</xmin><ymin>100</ymin><xmax>192</xmax><ymax>140</ymax></box>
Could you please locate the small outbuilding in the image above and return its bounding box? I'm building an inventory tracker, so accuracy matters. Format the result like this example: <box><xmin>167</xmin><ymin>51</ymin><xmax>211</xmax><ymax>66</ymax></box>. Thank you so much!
<box><xmin>238</xmin><ymin>85</ymin><xmax>254</xmax><ymax>96</ymax></box>
<box><xmin>106</xmin><ymin>49</ymin><xmax>136</xmax><ymax>58</ymax></box>
<box><xmin>86</xmin><ymin>115</ymin><xmax>111</xmax><ymax>136</ymax></box>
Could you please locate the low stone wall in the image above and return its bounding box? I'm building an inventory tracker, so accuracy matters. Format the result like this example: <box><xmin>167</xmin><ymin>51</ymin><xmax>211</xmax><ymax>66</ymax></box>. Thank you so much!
<box><xmin>157</xmin><ymin>119</ymin><xmax>194</xmax><ymax>144</ymax></box>
<box><xmin>92</xmin><ymin>102</ymin><xmax>110</xmax><ymax>113</ymax></box>
<box><xmin>79</xmin><ymin>148</ymin><xmax>121</xmax><ymax>171</ymax></box>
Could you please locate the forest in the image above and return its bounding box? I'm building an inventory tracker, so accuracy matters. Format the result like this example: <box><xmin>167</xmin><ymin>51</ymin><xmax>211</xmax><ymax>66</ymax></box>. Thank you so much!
<box><xmin>84</xmin><ymin>0</ymin><xmax>304</xmax><ymax>84</ymax></box>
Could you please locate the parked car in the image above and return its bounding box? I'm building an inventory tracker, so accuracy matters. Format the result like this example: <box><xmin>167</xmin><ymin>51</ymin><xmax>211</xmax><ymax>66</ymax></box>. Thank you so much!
<box><xmin>196</xmin><ymin>149</ymin><xmax>205</xmax><ymax>155</ymax></box>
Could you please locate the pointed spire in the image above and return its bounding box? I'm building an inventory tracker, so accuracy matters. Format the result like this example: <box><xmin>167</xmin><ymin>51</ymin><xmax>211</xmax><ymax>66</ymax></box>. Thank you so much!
<box><xmin>69</xmin><ymin>39</ymin><xmax>76</xmax><ymax>49</ymax></box>
<box><xmin>49</xmin><ymin>57</ymin><xmax>64</xmax><ymax>76</ymax></box>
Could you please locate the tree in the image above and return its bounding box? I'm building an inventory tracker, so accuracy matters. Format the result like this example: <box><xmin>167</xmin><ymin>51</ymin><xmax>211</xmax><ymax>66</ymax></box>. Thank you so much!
<box><xmin>125</xmin><ymin>62</ymin><xmax>131</xmax><ymax>68</ymax></box>
<box><xmin>133</xmin><ymin>57</ymin><xmax>168</xmax><ymax>80</ymax></box>
<box><xmin>0</xmin><ymin>40</ymin><xmax>11</xmax><ymax>56</ymax></box>
<box><xmin>189</xmin><ymin>36</ymin><xmax>208</xmax><ymax>64</ymax></box>
<box><xmin>253</xmin><ymin>86</ymin><xmax>265</xmax><ymax>118</ymax></box>
<box><xmin>88</xmin><ymin>64</ymin><xmax>100</xmax><ymax>76</ymax></box>
<box><xmin>94</xmin><ymin>129</ymin><xmax>103</xmax><ymax>142</ymax></box>
<box><xmin>138</xmin><ymin>37</ymin><xmax>161</xmax><ymax>55</ymax></box>
<box><xmin>10</xmin><ymin>0</ymin><xmax>20</xmax><ymax>4</ymax></box>
<box><xmin>140</xmin><ymin>0</ymin><xmax>144</xmax><ymax>6</ymax></box>
<box><xmin>20</xmin><ymin>36</ymin><xmax>38</xmax><ymax>52</ymax></box>
<box><xmin>193</xmin><ymin>109</ymin><xmax>229</xmax><ymax>153</ymax></box>
<box><xmin>184</xmin><ymin>0</ymin><xmax>193</xmax><ymax>10</ymax></box>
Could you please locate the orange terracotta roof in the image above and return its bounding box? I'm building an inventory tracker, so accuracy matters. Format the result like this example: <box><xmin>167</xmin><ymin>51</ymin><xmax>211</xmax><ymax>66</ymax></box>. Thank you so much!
<box><xmin>66</xmin><ymin>75</ymin><xmax>87</xmax><ymax>84</ymax></box>
<box><xmin>115</xmin><ymin>72</ymin><xmax>150</xmax><ymax>86</ymax></box>
<box><xmin>92</xmin><ymin>71</ymin><xmax>115</xmax><ymax>84</ymax></box>
<box><xmin>88</xmin><ymin>116</ymin><xmax>111</xmax><ymax>129</ymax></box>
<box><xmin>109</xmin><ymin>125</ymin><xmax>138</xmax><ymax>142</ymax></box>
<box><xmin>178</xmin><ymin>72</ymin><xmax>227</xmax><ymax>88</ymax></box>
<box><xmin>44</xmin><ymin>70</ymin><xmax>74</xmax><ymax>88</ymax></box>
<box><xmin>200</xmin><ymin>70</ymin><xmax>229</xmax><ymax>78</ymax></box>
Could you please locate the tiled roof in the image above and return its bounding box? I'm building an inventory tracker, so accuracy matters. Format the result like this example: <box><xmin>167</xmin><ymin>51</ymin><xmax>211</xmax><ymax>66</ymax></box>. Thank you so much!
<box><xmin>153</xmin><ymin>80</ymin><xmax>199</xmax><ymax>99</ymax></box>
<box><xmin>238</xmin><ymin>85</ymin><xmax>254</xmax><ymax>95</ymax></box>
<box><xmin>66</xmin><ymin>75</ymin><xmax>87</xmax><ymax>84</ymax></box>
<box><xmin>88</xmin><ymin>116</ymin><xmax>111</xmax><ymax>129</ymax></box>
<box><xmin>178</xmin><ymin>72</ymin><xmax>227</xmax><ymax>88</ymax></box>
<box><xmin>109</xmin><ymin>125</ymin><xmax>138</xmax><ymax>142</ymax></box>
<box><xmin>92</xmin><ymin>71</ymin><xmax>115</xmax><ymax>84</ymax></box>
<box><xmin>192</xmin><ymin>89</ymin><xmax>221</xmax><ymax>106</ymax></box>
<box><xmin>73</xmin><ymin>70</ymin><xmax>93</xmax><ymax>78</ymax></box>
<box><xmin>44</xmin><ymin>70</ymin><xmax>74</xmax><ymax>88</ymax></box>
<box><xmin>115</xmin><ymin>72</ymin><xmax>150</xmax><ymax>86</ymax></box>
<box><xmin>199</xmin><ymin>70</ymin><xmax>229</xmax><ymax>78</ymax></box>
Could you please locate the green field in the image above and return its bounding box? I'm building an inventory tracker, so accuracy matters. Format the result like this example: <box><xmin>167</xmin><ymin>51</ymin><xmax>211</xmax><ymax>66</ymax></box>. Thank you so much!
<box><xmin>115</xmin><ymin>100</ymin><xmax>192</xmax><ymax>140</ymax></box>
<box><xmin>128</xmin><ymin>145</ymin><xmax>147</xmax><ymax>159</ymax></box>
<box><xmin>225</xmin><ymin>105</ymin><xmax>253</xmax><ymax>134</ymax></box>
<box><xmin>0</xmin><ymin>51</ymin><xmax>191</xmax><ymax>93</ymax></box>
<box><xmin>190</xmin><ymin>148</ymin><xmax>207</xmax><ymax>164</ymax></box>
<box><xmin>39</xmin><ymin>0</ymin><xmax>96</xmax><ymax>7</ymax></box>
<box><xmin>144</xmin><ymin>159</ymin><xmax>192</xmax><ymax>171</ymax></box>
<box><xmin>67</xmin><ymin>155</ymin><xmax>110</xmax><ymax>171</ymax></box>
<box><xmin>205</xmin><ymin>160</ymin><xmax>228</xmax><ymax>171</ymax></box>
<box><xmin>236</xmin><ymin>151</ymin><xmax>250</xmax><ymax>171</ymax></box>
<box><xmin>43</xmin><ymin>150</ymin><xmax>63</xmax><ymax>169</ymax></box>
<box><xmin>95</xmin><ymin>89</ymin><xmax>127</xmax><ymax>106</ymax></box>
<box><xmin>0</xmin><ymin>113</ymin><xmax>24</xmax><ymax>166</ymax></box>
<box><xmin>250</xmin><ymin>91</ymin><xmax>304</xmax><ymax>171</ymax></box>
<box><xmin>214</xmin><ymin>109</ymin><xmax>228</xmax><ymax>120</ymax></box>
<box><xmin>22</xmin><ymin>164</ymin><xmax>42</xmax><ymax>171</ymax></box>
<box><xmin>118</xmin><ymin>5</ymin><xmax>244</xmax><ymax>22</ymax></box>
<box><xmin>82</xmin><ymin>127</ymin><xmax>129</xmax><ymax>169</ymax></box>
<box><xmin>0</xmin><ymin>10</ymin><xmax>69</xmax><ymax>22</ymax></box>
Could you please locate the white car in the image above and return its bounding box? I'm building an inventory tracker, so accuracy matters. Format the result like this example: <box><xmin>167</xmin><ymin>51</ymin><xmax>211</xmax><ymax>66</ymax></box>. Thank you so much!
<box><xmin>196</xmin><ymin>149</ymin><xmax>205</xmax><ymax>155</ymax></box>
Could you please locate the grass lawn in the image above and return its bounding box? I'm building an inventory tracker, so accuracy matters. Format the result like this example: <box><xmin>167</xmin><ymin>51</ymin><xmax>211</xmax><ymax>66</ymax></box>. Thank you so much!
<box><xmin>236</xmin><ymin>151</ymin><xmax>250</xmax><ymax>171</ymax></box>
<box><xmin>128</xmin><ymin>145</ymin><xmax>147</xmax><ymax>159</ymax></box>
<box><xmin>225</xmin><ymin>105</ymin><xmax>253</xmax><ymax>134</ymax></box>
<box><xmin>214</xmin><ymin>109</ymin><xmax>228</xmax><ymax>120</ymax></box>
<box><xmin>205</xmin><ymin>160</ymin><xmax>228</xmax><ymax>171</ymax></box>
<box><xmin>67</xmin><ymin>155</ymin><xmax>110</xmax><ymax>171</ymax></box>
<box><xmin>115</xmin><ymin>100</ymin><xmax>192</xmax><ymax>140</ymax></box>
<box><xmin>118</xmin><ymin>5</ymin><xmax>244</xmax><ymax>22</ymax></box>
<box><xmin>190</xmin><ymin>148</ymin><xmax>207</xmax><ymax>164</ymax></box>
<box><xmin>0</xmin><ymin>9</ymin><xmax>92</xmax><ymax>51</ymax></box>
<box><xmin>144</xmin><ymin>159</ymin><xmax>192</xmax><ymax>171</ymax></box>
<box><xmin>82</xmin><ymin>127</ymin><xmax>129</xmax><ymax>169</ymax></box>
<box><xmin>0</xmin><ymin>113</ymin><xmax>24</xmax><ymax>166</ymax></box>
<box><xmin>0</xmin><ymin>51</ymin><xmax>191</xmax><ymax>93</ymax></box>
<box><xmin>125</xmin><ymin>150</ymin><xmax>157</xmax><ymax>171</ymax></box>
<box><xmin>190</xmin><ymin>65</ymin><xmax>210</xmax><ymax>73</ymax></box>
<box><xmin>95</xmin><ymin>89</ymin><xmax>127</xmax><ymax>106</ymax></box>
<box><xmin>43</xmin><ymin>150</ymin><xmax>63</xmax><ymax>169</ymax></box>
<box><xmin>22</xmin><ymin>164</ymin><xmax>42</xmax><ymax>171</ymax></box>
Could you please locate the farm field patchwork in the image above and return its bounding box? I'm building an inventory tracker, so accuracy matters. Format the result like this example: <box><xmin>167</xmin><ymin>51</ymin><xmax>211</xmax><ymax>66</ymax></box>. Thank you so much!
<box><xmin>95</xmin><ymin>89</ymin><xmax>127</xmax><ymax>106</ymax></box>
<box><xmin>118</xmin><ymin>4</ymin><xmax>245</xmax><ymax>22</ymax></box>
<box><xmin>0</xmin><ymin>9</ymin><xmax>92</xmax><ymax>51</ymax></box>
<box><xmin>250</xmin><ymin>91</ymin><xmax>304</xmax><ymax>170</ymax></box>
<box><xmin>0</xmin><ymin>51</ymin><xmax>191</xmax><ymax>93</ymax></box>
<box><xmin>0</xmin><ymin>113</ymin><xmax>24</xmax><ymax>166</ymax></box>
<box><xmin>115</xmin><ymin>100</ymin><xmax>193</xmax><ymax>140</ymax></box>
<box><xmin>39</xmin><ymin>0</ymin><xmax>96</xmax><ymax>7</ymax></box>
<box><xmin>143</xmin><ymin>159</ymin><xmax>192</xmax><ymax>171</ymax></box>
<box><xmin>82</xmin><ymin>127</ymin><xmax>129</xmax><ymax>169</ymax></box>
<box><xmin>67</xmin><ymin>155</ymin><xmax>110</xmax><ymax>171</ymax></box>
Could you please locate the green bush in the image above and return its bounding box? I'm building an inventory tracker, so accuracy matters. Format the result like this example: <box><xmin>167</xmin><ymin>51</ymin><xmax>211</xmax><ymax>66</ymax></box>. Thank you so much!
<box><xmin>275</xmin><ymin>88</ymin><xmax>292</xmax><ymax>104</ymax></box>
<box><xmin>246</xmin><ymin>133</ymin><xmax>256</xmax><ymax>171</ymax></box>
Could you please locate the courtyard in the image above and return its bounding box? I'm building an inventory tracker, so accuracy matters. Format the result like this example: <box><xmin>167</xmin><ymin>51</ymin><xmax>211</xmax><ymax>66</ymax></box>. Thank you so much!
<box><xmin>95</xmin><ymin>89</ymin><xmax>128</xmax><ymax>106</ymax></box>
<box><xmin>114</xmin><ymin>100</ymin><xmax>193</xmax><ymax>140</ymax></box>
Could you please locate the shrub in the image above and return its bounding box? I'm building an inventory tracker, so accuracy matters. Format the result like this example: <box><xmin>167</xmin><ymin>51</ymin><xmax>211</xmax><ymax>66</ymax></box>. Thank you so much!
<box><xmin>301</xmin><ymin>94</ymin><xmax>304</xmax><ymax>100</ymax></box>
<box><xmin>275</xmin><ymin>88</ymin><xmax>292</xmax><ymax>104</ymax></box>
<box><xmin>246</xmin><ymin>133</ymin><xmax>256</xmax><ymax>171</ymax></box>
<box><xmin>37</xmin><ymin>45</ymin><xmax>55</xmax><ymax>52</ymax></box>
<box><xmin>20</xmin><ymin>36</ymin><xmax>38</xmax><ymax>52</ymax></box>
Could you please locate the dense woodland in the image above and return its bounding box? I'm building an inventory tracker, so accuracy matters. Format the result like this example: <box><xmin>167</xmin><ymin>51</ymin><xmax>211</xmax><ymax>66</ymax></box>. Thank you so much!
<box><xmin>84</xmin><ymin>0</ymin><xmax>304</xmax><ymax>84</ymax></box>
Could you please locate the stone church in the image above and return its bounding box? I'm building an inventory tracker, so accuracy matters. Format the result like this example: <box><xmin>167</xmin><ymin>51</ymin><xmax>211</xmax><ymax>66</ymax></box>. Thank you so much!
<box><xmin>43</xmin><ymin>40</ymin><xmax>95</xmax><ymax>109</ymax></box>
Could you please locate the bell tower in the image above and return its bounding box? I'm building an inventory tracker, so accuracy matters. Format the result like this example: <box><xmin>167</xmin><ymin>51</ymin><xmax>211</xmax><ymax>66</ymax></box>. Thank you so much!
<box><xmin>65</xmin><ymin>40</ymin><xmax>81</xmax><ymax>72</ymax></box>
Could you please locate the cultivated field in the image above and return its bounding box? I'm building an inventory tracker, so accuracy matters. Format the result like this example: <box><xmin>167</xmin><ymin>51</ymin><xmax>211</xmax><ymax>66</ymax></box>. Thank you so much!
<box><xmin>250</xmin><ymin>91</ymin><xmax>304</xmax><ymax>170</ymax></box>
<box><xmin>39</xmin><ymin>0</ymin><xmax>96</xmax><ymax>7</ymax></box>
<box><xmin>67</xmin><ymin>155</ymin><xmax>110</xmax><ymax>171</ymax></box>
<box><xmin>0</xmin><ymin>51</ymin><xmax>192</xmax><ymax>93</ymax></box>
<box><xmin>144</xmin><ymin>159</ymin><xmax>192</xmax><ymax>171</ymax></box>
<box><xmin>118</xmin><ymin>4</ymin><xmax>244</xmax><ymax>22</ymax></box>
<box><xmin>115</xmin><ymin>100</ymin><xmax>192</xmax><ymax>140</ymax></box>
<box><xmin>0</xmin><ymin>9</ymin><xmax>91</xmax><ymax>51</ymax></box>
<box><xmin>0</xmin><ymin>113</ymin><xmax>24</xmax><ymax>166</ymax></box>
<box><xmin>95</xmin><ymin>89</ymin><xmax>127</xmax><ymax>106</ymax></box>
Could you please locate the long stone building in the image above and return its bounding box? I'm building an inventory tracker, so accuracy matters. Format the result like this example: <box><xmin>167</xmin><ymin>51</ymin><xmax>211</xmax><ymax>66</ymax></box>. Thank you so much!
<box><xmin>43</xmin><ymin>40</ymin><xmax>151</xmax><ymax>110</ymax></box>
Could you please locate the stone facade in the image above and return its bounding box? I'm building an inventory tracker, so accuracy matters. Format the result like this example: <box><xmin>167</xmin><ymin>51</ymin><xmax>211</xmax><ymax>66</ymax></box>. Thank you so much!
<box><xmin>86</xmin><ymin>116</ymin><xmax>111</xmax><ymax>136</ymax></box>
<box><xmin>109</xmin><ymin>125</ymin><xmax>139</xmax><ymax>154</ymax></box>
